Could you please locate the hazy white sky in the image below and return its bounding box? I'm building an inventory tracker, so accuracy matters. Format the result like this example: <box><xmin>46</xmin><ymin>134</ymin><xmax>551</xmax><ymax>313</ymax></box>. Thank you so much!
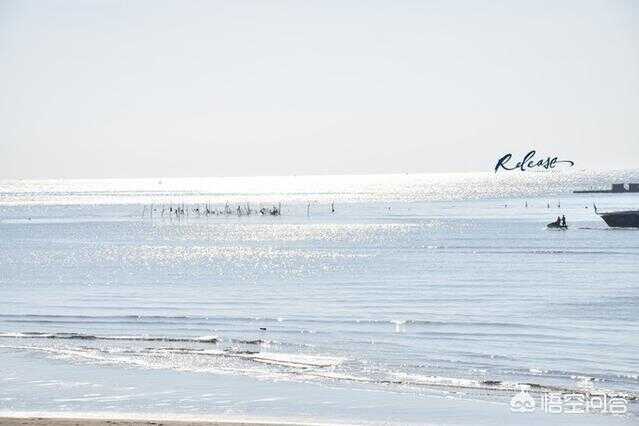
<box><xmin>1</xmin><ymin>0</ymin><xmax>638</xmax><ymax>178</ymax></box>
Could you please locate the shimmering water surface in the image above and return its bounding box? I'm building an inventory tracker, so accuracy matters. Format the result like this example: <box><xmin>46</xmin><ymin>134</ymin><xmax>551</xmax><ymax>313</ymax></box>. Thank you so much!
<box><xmin>1</xmin><ymin>171</ymin><xmax>638</xmax><ymax>425</ymax></box>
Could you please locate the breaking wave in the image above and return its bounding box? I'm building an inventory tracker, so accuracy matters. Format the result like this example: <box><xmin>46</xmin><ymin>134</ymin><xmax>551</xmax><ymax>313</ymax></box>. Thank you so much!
<box><xmin>0</xmin><ymin>332</ymin><xmax>218</xmax><ymax>344</ymax></box>
<box><xmin>1</xmin><ymin>341</ymin><xmax>636</xmax><ymax>402</ymax></box>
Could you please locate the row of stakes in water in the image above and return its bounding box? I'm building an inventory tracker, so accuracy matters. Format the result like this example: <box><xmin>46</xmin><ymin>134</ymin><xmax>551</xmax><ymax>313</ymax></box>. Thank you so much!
<box><xmin>142</xmin><ymin>202</ymin><xmax>282</xmax><ymax>218</ymax></box>
<box><xmin>141</xmin><ymin>202</ymin><xmax>335</xmax><ymax>218</ymax></box>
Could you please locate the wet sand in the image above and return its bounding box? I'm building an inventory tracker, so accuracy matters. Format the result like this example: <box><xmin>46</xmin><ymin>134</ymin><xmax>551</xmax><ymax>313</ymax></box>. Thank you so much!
<box><xmin>0</xmin><ymin>418</ymin><xmax>308</xmax><ymax>426</ymax></box>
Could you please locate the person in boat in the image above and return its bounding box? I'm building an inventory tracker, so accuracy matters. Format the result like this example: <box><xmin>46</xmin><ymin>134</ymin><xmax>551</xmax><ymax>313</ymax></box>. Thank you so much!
<box><xmin>556</xmin><ymin>216</ymin><xmax>561</xmax><ymax>225</ymax></box>
<box><xmin>561</xmin><ymin>215</ymin><xmax>566</xmax><ymax>227</ymax></box>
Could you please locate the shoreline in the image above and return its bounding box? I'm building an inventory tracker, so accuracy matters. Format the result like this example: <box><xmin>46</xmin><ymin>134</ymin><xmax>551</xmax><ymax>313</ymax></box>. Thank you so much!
<box><xmin>0</xmin><ymin>421</ymin><xmax>298</xmax><ymax>426</ymax></box>
<box><xmin>0</xmin><ymin>421</ymin><xmax>291</xmax><ymax>426</ymax></box>
<box><xmin>0</xmin><ymin>416</ymin><xmax>324</xmax><ymax>426</ymax></box>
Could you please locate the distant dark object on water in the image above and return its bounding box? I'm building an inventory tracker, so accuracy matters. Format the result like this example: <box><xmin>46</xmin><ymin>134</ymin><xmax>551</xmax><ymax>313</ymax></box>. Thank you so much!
<box><xmin>574</xmin><ymin>183</ymin><xmax>639</xmax><ymax>194</ymax></box>
<box><xmin>547</xmin><ymin>222</ymin><xmax>568</xmax><ymax>230</ymax></box>
<box><xmin>547</xmin><ymin>215</ymin><xmax>567</xmax><ymax>229</ymax></box>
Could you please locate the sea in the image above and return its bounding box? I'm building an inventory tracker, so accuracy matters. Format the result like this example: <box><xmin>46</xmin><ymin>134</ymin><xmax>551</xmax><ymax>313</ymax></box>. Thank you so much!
<box><xmin>0</xmin><ymin>170</ymin><xmax>638</xmax><ymax>425</ymax></box>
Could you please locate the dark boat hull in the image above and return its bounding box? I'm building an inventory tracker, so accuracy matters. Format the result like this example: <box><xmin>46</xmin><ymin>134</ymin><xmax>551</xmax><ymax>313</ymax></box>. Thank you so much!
<box><xmin>599</xmin><ymin>211</ymin><xmax>639</xmax><ymax>228</ymax></box>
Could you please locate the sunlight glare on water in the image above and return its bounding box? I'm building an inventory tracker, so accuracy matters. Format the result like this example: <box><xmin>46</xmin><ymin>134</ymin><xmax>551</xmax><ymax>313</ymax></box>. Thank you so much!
<box><xmin>1</xmin><ymin>170</ymin><xmax>638</xmax><ymax>423</ymax></box>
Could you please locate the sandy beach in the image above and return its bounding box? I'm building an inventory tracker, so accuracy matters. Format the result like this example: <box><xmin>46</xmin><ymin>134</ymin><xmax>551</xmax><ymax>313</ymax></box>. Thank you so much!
<box><xmin>0</xmin><ymin>418</ymin><xmax>307</xmax><ymax>426</ymax></box>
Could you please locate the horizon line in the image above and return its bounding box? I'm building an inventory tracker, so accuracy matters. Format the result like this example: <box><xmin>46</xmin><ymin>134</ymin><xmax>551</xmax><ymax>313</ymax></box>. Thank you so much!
<box><xmin>2</xmin><ymin>167</ymin><xmax>639</xmax><ymax>182</ymax></box>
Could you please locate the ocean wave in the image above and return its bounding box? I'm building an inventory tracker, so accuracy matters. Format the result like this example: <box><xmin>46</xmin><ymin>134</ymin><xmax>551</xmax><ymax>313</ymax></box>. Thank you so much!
<box><xmin>1</xmin><ymin>344</ymin><xmax>344</xmax><ymax>370</ymax></box>
<box><xmin>143</xmin><ymin>347</ymin><xmax>344</xmax><ymax>368</ymax></box>
<box><xmin>2</xmin><ymin>343</ymin><xmax>635</xmax><ymax>401</ymax></box>
<box><xmin>0</xmin><ymin>313</ymin><xmax>558</xmax><ymax>330</ymax></box>
<box><xmin>0</xmin><ymin>332</ymin><xmax>218</xmax><ymax>344</ymax></box>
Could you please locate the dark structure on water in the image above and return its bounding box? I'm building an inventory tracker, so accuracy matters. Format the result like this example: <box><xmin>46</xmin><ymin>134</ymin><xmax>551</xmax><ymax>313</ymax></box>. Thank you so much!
<box><xmin>575</xmin><ymin>182</ymin><xmax>639</xmax><ymax>227</ymax></box>
<box><xmin>574</xmin><ymin>183</ymin><xmax>639</xmax><ymax>194</ymax></box>
<box><xmin>597</xmin><ymin>210</ymin><xmax>639</xmax><ymax>228</ymax></box>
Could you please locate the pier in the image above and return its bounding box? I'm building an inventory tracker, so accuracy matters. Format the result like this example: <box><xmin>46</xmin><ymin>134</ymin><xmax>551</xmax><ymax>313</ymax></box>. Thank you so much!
<box><xmin>573</xmin><ymin>183</ymin><xmax>639</xmax><ymax>194</ymax></box>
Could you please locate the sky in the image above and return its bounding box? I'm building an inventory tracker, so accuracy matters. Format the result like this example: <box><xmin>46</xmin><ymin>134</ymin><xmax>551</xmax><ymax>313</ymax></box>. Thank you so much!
<box><xmin>1</xmin><ymin>0</ymin><xmax>638</xmax><ymax>179</ymax></box>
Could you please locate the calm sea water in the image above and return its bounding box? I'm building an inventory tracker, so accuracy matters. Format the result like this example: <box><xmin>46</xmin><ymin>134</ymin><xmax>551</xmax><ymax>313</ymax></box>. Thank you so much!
<box><xmin>0</xmin><ymin>171</ymin><xmax>638</xmax><ymax>424</ymax></box>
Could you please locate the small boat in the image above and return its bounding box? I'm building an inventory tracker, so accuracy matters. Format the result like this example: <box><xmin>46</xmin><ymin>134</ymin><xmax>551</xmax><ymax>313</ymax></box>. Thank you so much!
<box><xmin>547</xmin><ymin>222</ymin><xmax>567</xmax><ymax>229</ymax></box>
<box><xmin>597</xmin><ymin>210</ymin><xmax>639</xmax><ymax>228</ymax></box>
